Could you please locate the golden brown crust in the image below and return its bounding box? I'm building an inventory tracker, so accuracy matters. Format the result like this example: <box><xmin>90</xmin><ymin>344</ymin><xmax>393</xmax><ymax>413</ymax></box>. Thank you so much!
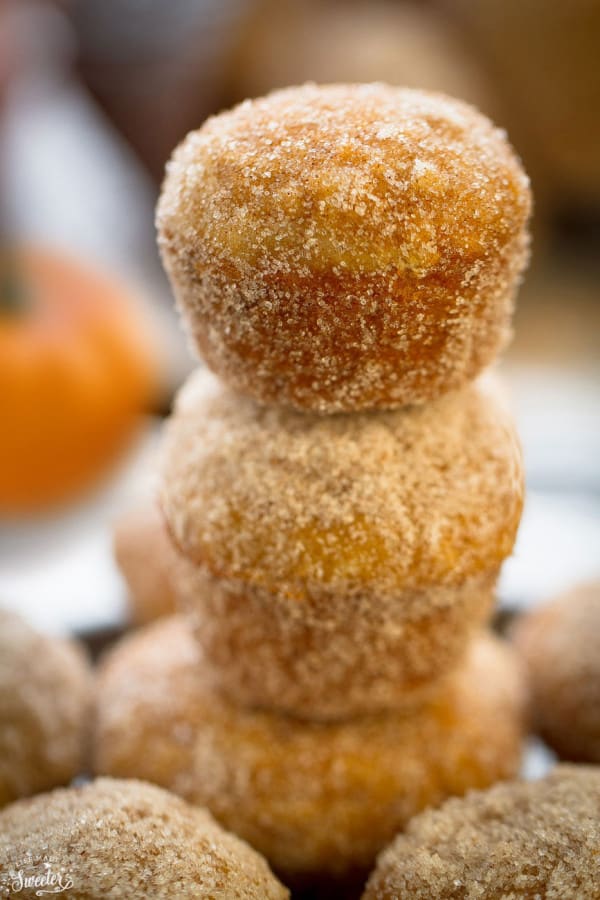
<box><xmin>160</xmin><ymin>370</ymin><xmax>523</xmax><ymax>602</ymax></box>
<box><xmin>113</xmin><ymin>502</ymin><xmax>179</xmax><ymax>624</ymax></box>
<box><xmin>157</xmin><ymin>83</ymin><xmax>531</xmax><ymax>412</ymax></box>
<box><xmin>512</xmin><ymin>581</ymin><xmax>600</xmax><ymax>762</ymax></box>
<box><xmin>0</xmin><ymin>610</ymin><xmax>92</xmax><ymax>808</ymax></box>
<box><xmin>93</xmin><ymin>617</ymin><xmax>526</xmax><ymax>880</ymax></box>
<box><xmin>0</xmin><ymin>778</ymin><xmax>289</xmax><ymax>899</ymax></box>
<box><xmin>362</xmin><ymin>765</ymin><xmax>600</xmax><ymax>900</ymax></box>
<box><xmin>174</xmin><ymin>558</ymin><xmax>497</xmax><ymax>720</ymax></box>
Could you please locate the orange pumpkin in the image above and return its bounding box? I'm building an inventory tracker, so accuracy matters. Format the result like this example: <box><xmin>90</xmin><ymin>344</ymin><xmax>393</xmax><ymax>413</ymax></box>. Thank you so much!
<box><xmin>0</xmin><ymin>246</ymin><xmax>160</xmax><ymax>514</ymax></box>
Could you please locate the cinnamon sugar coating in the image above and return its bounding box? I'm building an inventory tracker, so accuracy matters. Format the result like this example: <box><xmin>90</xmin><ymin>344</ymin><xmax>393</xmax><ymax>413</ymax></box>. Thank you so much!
<box><xmin>363</xmin><ymin>765</ymin><xmax>600</xmax><ymax>900</ymax></box>
<box><xmin>160</xmin><ymin>370</ymin><xmax>523</xmax><ymax>603</ymax></box>
<box><xmin>157</xmin><ymin>83</ymin><xmax>531</xmax><ymax>412</ymax></box>
<box><xmin>93</xmin><ymin>617</ymin><xmax>526</xmax><ymax>880</ymax></box>
<box><xmin>513</xmin><ymin>581</ymin><xmax>600</xmax><ymax>762</ymax></box>
<box><xmin>0</xmin><ymin>610</ymin><xmax>92</xmax><ymax>808</ymax></box>
<box><xmin>174</xmin><ymin>558</ymin><xmax>496</xmax><ymax>720</ymax></box>
<box><xmin>0</xmin><ymin>778</ymin><xmax>289</xmax><ymax>899</ymax></box>
<box><xmin>113</xmin><ymin>502</ymin><xmax>179</xmax><ymax>624</ymax></box>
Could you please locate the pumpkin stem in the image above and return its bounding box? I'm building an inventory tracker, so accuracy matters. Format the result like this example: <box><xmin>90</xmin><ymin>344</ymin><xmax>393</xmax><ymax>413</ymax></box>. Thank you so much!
<box><xmin>0</xmin><ymin>251</ymin><xmax>28</xmax><ymax>316</ymax></box>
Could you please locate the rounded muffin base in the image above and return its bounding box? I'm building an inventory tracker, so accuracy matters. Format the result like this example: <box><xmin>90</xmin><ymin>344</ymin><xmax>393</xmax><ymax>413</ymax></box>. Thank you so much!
<box><xmin>93</xmin><ymin>617</ymin><xmax>526</xmax><ymax>881</ymax></box>
<box><xmin>0</xmin><ymin>611</ymin><xmax>92</xmax><ymax>809</ymax></box>
<box><xmin>174</xmin><ymin>560</ymin><xmax>499</xmax><ymax>720</ymax></box>
<box><xmin>362</xmin><ymin>765</ymin><xmax>600</xmax><ymax>900</ymax></box>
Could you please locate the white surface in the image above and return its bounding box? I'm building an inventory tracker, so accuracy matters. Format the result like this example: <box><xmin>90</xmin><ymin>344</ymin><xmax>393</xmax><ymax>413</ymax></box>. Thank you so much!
<box><xmin>504</xmin><ymin>364</ymin><xmax>600</xmax><ymax>493</ymax></box>
<box><xmin>500</xmin><ymin>490</ymin><xmax>600</xmax><ymax>609</ymax></box>
<box><xmin>498</xmin><ymin>363</ymin><xmax>600</xmax><ymax>608</ymax></box>
<box><xmin>0</xmin><ymin>423</ymin><xmax>161</xmax><ymax>637</ymax></box>
<box><xmin>521</xmin><ymin>738</ymin><xmax>557</xmax><ymax>781</ymax></box>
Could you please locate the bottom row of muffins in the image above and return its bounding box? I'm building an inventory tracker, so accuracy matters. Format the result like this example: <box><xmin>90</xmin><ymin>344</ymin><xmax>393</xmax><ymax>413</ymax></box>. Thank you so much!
<box><xmin>92</xmin><ymin>618</ymin><xmax>523</xmax><ymax>882</ymax></box>
<box><xmin>1</xmin><ymin>768</ymin><xmax>599</xmax><ymax>899</ymax></box>
<box><xmin>1</xmin><ymin>594</ymin><xmax>600</xmax><ymax>897</ymax></box>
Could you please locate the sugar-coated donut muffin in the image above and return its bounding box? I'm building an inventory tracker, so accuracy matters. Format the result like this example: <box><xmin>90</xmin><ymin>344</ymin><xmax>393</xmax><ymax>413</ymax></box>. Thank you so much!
<box><xmin>512</xmin><ymin>581</ymin><xmax>600</xmax><ymax>763</ymax></box>
<box><xmin>0</xmin><ymin>610</ymin><xmax>92</xmax><ymax>808</ymax></box>
<box><xmin>362</xmin><ymin>764</ymin><xmax>600</xmax><ymax>899</ymax></box>
<box><xmin>93</xmin><ymin>617</ymin><xmax>526</xmax><ymax>881</ymax></box>
<box><xmin>174</xmin><ymin>556</ymin><xmax>496</xmax><ymax>720</ymax></box>
<box><xmin>157</xmin><ymin>83</ymin><xmax>531</xmax><ymax>412</ymax></box>
<box><xmin>113</xmin><ymin>502</ymin><xmax>179</xmax><ymax>623</ymax></box>
<box><xmin>161</xmin><ymin>369</ymin><xmax>523</xmax><ymax>601</ymax></box>
<box><xmin>0</xmin><ymin>778</ymin><xmax>289</xmax><ymax>899</ymax></box>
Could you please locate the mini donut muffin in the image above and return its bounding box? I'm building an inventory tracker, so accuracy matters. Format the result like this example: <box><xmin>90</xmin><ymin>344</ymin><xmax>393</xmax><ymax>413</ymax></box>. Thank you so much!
<box><xmin>0</xmin><ymin>777</ymin><xmax>289</xmax><ymax>899</ymax></box>
<box><xmin>157</xmin><ymin>83</ymin><xmax>531</xmax><ymax>412</ymax></box>
<box><xmin>174</xmin><ymin>557</ymin><xmax>497</xmax><ymax>720</ymax></box>
<box><xmin>162</xmin><ymin>370</ymin><xmax>522</xmax><ymax>601</ymax></box>
<box><xmin>113</xmin><ymin>502</ymin><xmax>180</xmax><ymax>623</ymax></box>
<box><xmin>362</xmin><ymin>764</ymin><xmax>600</xmax><ymax>899</ymax></box>
<box><xmin>93</xmin><ymin>616</ymin><xmax>526</xmax><ymax>882</ymax></box>
<box><xmin>0</xmin><ymin>609</ymin><xmax>92</xmax><ymax>808</ymax></box>
<box><xmin>512</xmin><ymin>581</ymin><xmax>600</xmax><ymax>762</ymax></box>
<box><xmin>160</xmin><ymin>370</ymin><xmax>522</xmax><ymax>716</ymax></box>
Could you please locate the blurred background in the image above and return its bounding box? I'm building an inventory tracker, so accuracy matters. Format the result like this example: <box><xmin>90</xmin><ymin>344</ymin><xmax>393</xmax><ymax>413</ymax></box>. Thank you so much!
<box><xmin>0</xmin><ymin>0</ymin><xmax>598</xmax><ymax>639</ymax></box>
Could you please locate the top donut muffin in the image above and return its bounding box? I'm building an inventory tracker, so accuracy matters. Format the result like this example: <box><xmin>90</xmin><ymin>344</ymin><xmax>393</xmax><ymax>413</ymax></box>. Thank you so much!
<box><xmin>157</xmin><ymin>83</ymin><xmax>531</xmax><ymax>412</ymax></box>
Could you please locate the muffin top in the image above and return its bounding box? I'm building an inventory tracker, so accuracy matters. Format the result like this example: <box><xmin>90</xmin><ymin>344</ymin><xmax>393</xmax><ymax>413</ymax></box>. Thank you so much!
<box><xmin>0</xmin><ymin>778</ymin><xmax>288</xmax><ymax>899</ymax></box>
<box><xmin>363</xmin><ymin>765</ymin><xmax>600</xmax><ymax>899</ymax></box>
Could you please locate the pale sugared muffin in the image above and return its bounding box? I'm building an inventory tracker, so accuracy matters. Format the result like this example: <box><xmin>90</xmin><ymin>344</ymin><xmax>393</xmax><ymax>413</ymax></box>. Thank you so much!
<box><xmin>159</xmin><ymin>371</ymin><xmax>522</xmax><ymax>718</ymax></box>
<box><xmin>0</xmin><ymin>778</ymin><xmax>289</xmax><ymax>899</ymax></box>
<box><xmin>513</xmin><ymin>581</ymin><xmax>600</xmax><ymax>762</ymax></box>
<box><xmin>0</xmin><ymin>609</ymin><xmax>92</xmax><ymax>807</ymax></box>
<box><xmin>113</xmin><ymin>502</ymin><xmax>180</xmax><ymax>624</ymax></box>
<box><xmin>363</xmin><ymin>765</ymin><xmax>600</xmax><ymax>899</ymax></box>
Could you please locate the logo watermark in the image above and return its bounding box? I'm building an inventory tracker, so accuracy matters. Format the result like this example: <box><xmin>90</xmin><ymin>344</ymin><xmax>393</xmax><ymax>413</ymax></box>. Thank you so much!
<box><xmin>1</xmin><ymin>861</ymin><xmax>73</xmax><ymax>896</ymax></box>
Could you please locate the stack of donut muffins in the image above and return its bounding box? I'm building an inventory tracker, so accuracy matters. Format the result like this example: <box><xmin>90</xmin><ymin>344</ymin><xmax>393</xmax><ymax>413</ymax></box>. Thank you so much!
<box><xmin>94</xmin><ymin>83</ymin><xmax>532</xmax><ymax>890</ymax></box>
